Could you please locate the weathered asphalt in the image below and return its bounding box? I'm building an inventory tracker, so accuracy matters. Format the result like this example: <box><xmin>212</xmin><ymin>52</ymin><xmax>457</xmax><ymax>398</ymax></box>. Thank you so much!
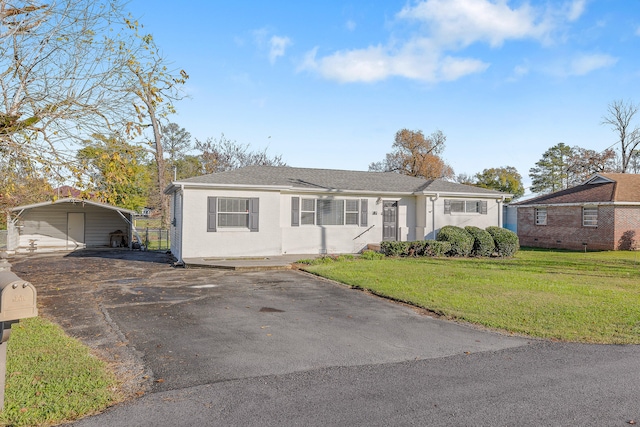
<box><xmin>9</xmin><ymin>250</ymin><xmax>640</xmax><ymax>426</ymax></box>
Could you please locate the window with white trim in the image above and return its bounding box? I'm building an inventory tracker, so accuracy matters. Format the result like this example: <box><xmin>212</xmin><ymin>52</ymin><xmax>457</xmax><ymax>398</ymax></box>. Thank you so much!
<box><xmin>317</xmin><ymin>199</ymin><xmax>344</xmax><ymax>225</ymax></box>
<box><xmin>301</xmin><ymin>198</ymin><xmax>315</xmax><ymax>225</ymax></box>
<box><xmin>291</xmin><ymin>197</ymin><xmax>366</xmax><ymax>226</ymax></box>
<box><xmin>218</xmin><ymin>198</ymin><xmax>249</xmax><ymax>228</ymax></box>
<box><xmin>583</xmin><ymin>207</ymin><xmax>598</xmax><ymax>227</ymax></box>
<box><xmin>445</xmin><ymin>199</ymin><xmax>487</xmax><ymax>214</ymax></box>
<box><xmin>345</xmin><ymin>200</ymin><xmax>359</xmax><ymax>225</ymax></box>
<box><xmin>535</xmin><ymin>208</ymin><xmax>547</xmax><ymax>225</ymax></box>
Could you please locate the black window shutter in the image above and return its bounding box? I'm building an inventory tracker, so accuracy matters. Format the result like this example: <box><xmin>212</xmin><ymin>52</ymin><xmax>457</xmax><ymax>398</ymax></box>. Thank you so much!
<box><xmin>360</xmin><ymin>199</ymin><xmax>368</xmax><ymax>227</ymax></box>
<box><xmin>480</xmin><ymin>201</ymin><xmax>487</xmax><ymax>215</ymax></box>
<box><xmin>444</xmin><ymin>199</ymin><xmax>451</xmax><ymax>214</ymax></box>
<box><xmin>291</xmin><ymin>197</ymin><xmax>300</xmax><ymax>227</ymax></box>
<box><xmin>249</xmin><ymin>198</ymin><xmax>259</xmax><ymax>232</ymax></box>
<box><xmin>207</xmin><ymin>197</ymin><xmax>217</xmax><ymax>232</ymax></box>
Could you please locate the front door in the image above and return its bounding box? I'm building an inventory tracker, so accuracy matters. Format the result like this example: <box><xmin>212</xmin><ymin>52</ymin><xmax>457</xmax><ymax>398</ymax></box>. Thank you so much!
<box><xmin>382</xmin><ymin>201</ymin><xmax>398</xmax><ymax>241</ymax></box>
<box><xmin>67</xmin><ymin>212</ymin><xmax>85</xmax><ymax>249</ymax></box>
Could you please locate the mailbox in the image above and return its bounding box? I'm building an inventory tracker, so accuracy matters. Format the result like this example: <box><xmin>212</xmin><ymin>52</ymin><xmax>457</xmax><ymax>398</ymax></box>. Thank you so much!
<box><xmin>0</xmin><ymin>253</ymin><xmax>38</xmax><ymax>410</ymax></box>
<box><xmin>0</xmin><ymin>270</ymin><xmax>37</xmax><ymax>323</ymax></box>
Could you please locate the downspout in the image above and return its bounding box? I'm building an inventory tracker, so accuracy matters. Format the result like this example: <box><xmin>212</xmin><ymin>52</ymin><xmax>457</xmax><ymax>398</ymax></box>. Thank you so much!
<box><xmin>497</xmin><ymin>196</ymin><xmax>505</xmax><ymax>227</ymax></box>
<box><xmin>430</xmin><ymin>193</ymin><xmax>439</xmax><ymax>239</ymax></box>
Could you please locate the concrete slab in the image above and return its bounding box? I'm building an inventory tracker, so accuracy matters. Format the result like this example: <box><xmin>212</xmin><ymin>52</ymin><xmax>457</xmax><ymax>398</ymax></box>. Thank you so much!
<box><xmin>182</xmin><ymin>254</ymin><xmax>312</xmax><ymax>270</ymax></box>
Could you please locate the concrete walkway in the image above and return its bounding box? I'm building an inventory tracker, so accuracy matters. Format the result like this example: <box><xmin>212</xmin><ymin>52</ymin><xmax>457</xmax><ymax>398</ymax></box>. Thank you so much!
<box><xmin>182</xmin><ymin>254</ymin><xmax>314</xmax><ymax>270</ymax></box>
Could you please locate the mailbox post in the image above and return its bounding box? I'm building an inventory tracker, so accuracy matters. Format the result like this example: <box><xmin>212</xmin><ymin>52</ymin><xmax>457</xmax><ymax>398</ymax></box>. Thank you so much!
<box><xmin>0</xmin><ymin>252</ymin><xmax>37</xmax><ymax>409</ymax></box>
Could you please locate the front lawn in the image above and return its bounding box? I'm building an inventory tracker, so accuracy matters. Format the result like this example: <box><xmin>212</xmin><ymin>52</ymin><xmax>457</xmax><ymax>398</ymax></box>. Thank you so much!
<box><xmin>301</xmin><ymin>249</ymin><xmax>640</xmax><ymax>344</ymax></box>
<box><xmin>0</xmin><ymin>317</ymin><xmax>121</xmax><ymax>426</ymax></box>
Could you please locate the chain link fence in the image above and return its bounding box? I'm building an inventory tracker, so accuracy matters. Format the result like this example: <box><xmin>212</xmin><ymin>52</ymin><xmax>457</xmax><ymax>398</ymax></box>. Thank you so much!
<box><xmin>138</xmin><ymin>228</ymin><xmax>171</xmax><ymax>251</ymax></box>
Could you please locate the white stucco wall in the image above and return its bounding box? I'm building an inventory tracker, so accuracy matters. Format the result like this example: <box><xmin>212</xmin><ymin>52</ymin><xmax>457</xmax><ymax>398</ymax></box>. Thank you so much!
<box><xmin>280</xmin><ymin>195</ymin><xmax>383</xmax><ymax>255</ymax></box>
<box><xmin>179</xmin><ymin>188</ymin><xmax>283</xmax><ymax>258</ymax></box>
<box><xmin>175</xmin><ymin>187</ymin><xmax>504</xmax><ymax>259</ymax></box>
<box><xmin>416</xmin><ymin>196</ymin><xmax>504</xmax><ymax>240</ymax></box>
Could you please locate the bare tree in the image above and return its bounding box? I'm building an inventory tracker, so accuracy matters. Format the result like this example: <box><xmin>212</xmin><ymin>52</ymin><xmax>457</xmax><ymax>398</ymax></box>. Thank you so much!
<box><xmin>0</xmin><ymin>0</ymin><xmax>132</xmax><ymax>179</ymax></box>
<box><xmin>195</xmin><ymin>134</ymin><xmax>286</xmax><ymax>174</ymax></box>
<box><xmin>121</xmin><ymin>19</ymin><xmax>188</xmax><ymax>226</ymax></box>
<box><xmin>602</xmin><ymin>99</ymin><xmax>640</xmax><ymax>173</ymax></box>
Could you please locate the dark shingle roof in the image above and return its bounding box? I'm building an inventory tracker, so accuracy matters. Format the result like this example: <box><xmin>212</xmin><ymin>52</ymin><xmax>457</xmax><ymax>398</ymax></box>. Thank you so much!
<box><xmin>176</xmin><ymin>166</ymin><xmax>505</xmax><ymax>196</ymax></box>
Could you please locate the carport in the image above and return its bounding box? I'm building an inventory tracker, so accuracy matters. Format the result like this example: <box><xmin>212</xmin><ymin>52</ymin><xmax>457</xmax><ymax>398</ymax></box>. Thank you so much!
<box><xmin>6</xmin><ymin>198</ymin><xmax>137</xmax><ymax>253</ymax></box>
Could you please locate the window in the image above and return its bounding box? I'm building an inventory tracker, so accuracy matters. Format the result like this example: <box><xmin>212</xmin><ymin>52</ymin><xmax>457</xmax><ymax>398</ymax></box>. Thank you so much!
<box><xmin>583</xmin><ymin>207</ymin><xmax>598</xmax><ymax>227</ymax></box>
<box><xmin>317</xmin><ymin>199</ymin><xmax>344</xmax><ymax>225</ymax></box>
<box><xmin>301</xmin><ymin>198</ymin><xmax>315</xmax><ymax>225</ymax></box>
<box><xmin>218</xmin><ymin>198</ymin><xmax>249</xmax><ymax>228</ymax></box>
<box><xmin>450</xmin><ymin>201</ymin><xmax>465</xmax><ymax>213</ymax></box>
<box><xmin>208</xmin><ymin>197</ymin><xmax>258</xmax><ymax>232</ymax></box>
<box><xmin>535</xmin><ymin>208</ymin><xmax>547</xmax><ymax>225</ymax></box>
<box><xmin>345</xmin><ymin>200</ymin><xmax>359</xmax><ymax>225</ymax></box>
<box><xmin>445</xmin><ymin>200</ymin><xmax>487</xmax><ymax>214</ymax></box>
<box><xmin>292</xmin><ymin>197</ymin><xmax>366</xmax><ymax>226</ymax></box>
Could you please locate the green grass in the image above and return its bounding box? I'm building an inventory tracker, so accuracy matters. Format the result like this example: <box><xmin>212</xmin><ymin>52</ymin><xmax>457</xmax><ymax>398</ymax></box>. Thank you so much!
<box><xmin>302</xmin><ymin>249</ymin><xmax>640</xmax><ymax>344</ymax></box>
<box><xmin>0</xmin><ymin>317</ymin><xmax>121</xmax><ymax>426</ymax></box>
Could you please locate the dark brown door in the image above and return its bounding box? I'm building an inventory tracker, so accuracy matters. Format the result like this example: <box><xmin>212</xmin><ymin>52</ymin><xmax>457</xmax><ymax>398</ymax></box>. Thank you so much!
<box><xmin>382</xmin><ymin>201</ymin><xmax>398</xmax><ymax>241</ymax></box>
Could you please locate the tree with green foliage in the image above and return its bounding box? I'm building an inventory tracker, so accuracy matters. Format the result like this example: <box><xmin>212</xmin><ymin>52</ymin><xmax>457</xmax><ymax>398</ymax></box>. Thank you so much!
<box><xmin>474</xmin><ymin>166</ymin><xmax>524</xmax><ymax>199</ymax></box>
<box><xmin>529</xmin><ymin>143</ymin><xmax>573</xmax><ymax>194</ymax></box>
<box><xmin>77</xmin><ymin>135</ymin><xmax>151</xmax><ymax>212</ymax></box>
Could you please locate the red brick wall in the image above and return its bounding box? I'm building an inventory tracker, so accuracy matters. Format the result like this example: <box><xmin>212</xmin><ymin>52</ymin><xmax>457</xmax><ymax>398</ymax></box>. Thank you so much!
<box><xmin>517</xmin><ymin>206</ymin><xmax>615</xmax><ymax>250</ymax></box>
<box><xmin>614</xmin><ymin>206</ymin><xmax>640</xmax><ymax>250</ymax></box>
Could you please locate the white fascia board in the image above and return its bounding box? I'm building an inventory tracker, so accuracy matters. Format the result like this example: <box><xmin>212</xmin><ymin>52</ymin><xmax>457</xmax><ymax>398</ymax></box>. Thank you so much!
<box><xmin>418</xmin><ymin>191</ymin><xmax>510</xmax><ymax>199</ymax></box>
<box><xmin>174</xmin><ymin>182</ymin><xmax>290</xmax><ymax>192</ymax></box>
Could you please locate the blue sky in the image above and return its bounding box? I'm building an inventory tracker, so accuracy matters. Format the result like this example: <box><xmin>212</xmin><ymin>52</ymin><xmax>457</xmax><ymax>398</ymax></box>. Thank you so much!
<box><xmin>127</xmin><ymin>0</ymin><xmax>640</xmax><ymax>193</ymax></box>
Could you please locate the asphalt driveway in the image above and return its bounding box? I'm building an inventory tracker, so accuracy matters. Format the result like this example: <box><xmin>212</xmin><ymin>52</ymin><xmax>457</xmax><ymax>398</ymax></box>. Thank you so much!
<box><xmin>10</xmin><ymin>250</ymin><xmax>640</xmax><ymax>426</ymax></box>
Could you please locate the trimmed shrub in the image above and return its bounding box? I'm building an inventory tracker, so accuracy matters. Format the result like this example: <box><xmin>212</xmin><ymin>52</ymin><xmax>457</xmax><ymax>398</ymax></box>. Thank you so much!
<box><xmin>380</xmin><ymin>241</ymin><xmax>411</xmax><ymax>257</ymax></box>
<box><xmin>361</xmin><ymin>250</ymin><xmax>384</xmax><ymax>260</ymax></box>
<box><xmin>465</xmin><ymin>226</ymin><xmax>495</xmax><ymax>257</ymax></box>
<box><xmin>436</xmin><ymin>225</ymin><xmax>474</xmax><ymax>257</ymax></box>
<box><xmin>423</xmin><ymin>240</ymin><xmax>451</xmax><ymax>257</ymax></box>
<box><xmin>486</xmin><ymin>226</ymin><xmax>519</xmax><ymax>257</ymax></box>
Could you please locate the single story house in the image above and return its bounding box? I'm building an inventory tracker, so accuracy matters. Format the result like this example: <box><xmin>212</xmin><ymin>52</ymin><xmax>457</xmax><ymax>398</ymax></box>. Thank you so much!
<box><xmin>515</xmin><ymin>173</ymin><xmax>640</xmax><ymax>250</ymax></box>
<box><xmin>165</xmin><ymin>166</ymin><xmax>510</xmax><ymax>262</ymax></box>
<box><xmin>6</xmin><ymin>198</ymin><xmax>137</xmax><ymax>253</ymax></box>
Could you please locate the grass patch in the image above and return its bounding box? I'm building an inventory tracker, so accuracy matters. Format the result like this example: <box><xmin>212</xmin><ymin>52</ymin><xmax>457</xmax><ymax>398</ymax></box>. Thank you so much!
<box><xmin>302</xmin><ymin>248</ymin><xmax>640</xmax><ymax>344</ymax></box>
<box><xmin>0</xmin><ymin>317</ymin><xmax>120</xmax><ymax>426</ymax></box>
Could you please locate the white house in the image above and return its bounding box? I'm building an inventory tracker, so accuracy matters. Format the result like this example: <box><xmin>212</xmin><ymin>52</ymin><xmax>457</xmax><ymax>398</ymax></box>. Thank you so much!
<box><xmin>165</xmin><ymin>166</ymin><xmax>509</xmax><ymax>262</ymax></box>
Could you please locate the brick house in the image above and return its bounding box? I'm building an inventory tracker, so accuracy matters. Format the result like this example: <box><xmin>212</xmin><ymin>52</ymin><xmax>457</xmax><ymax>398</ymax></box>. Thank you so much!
<box><xmin>516</xmin><ymin>173</ymin><xmax>640</xmax><ymax>251</ymax></box>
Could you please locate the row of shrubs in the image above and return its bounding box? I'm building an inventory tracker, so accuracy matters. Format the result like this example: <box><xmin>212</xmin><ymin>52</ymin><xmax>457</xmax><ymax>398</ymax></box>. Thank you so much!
<box><xmin>380</xmin><ymin>226</ymin><xmax>519</xmax><ymax>258</ymax></box>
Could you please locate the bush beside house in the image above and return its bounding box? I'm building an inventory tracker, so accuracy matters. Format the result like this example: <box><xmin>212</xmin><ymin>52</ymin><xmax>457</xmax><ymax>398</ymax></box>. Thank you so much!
<box><xmin>465</xmin><ymin>226</ymin><xmax>495</xmax><ymax>257</ymax></box>
<box><xmin>436</xmin><ymin>225</ymin><xmax>474</xmax><ymax>257</ymax></box>
<box><xmin>379</xmin><ymin>226</ymin><xmax>518</xmax><ymax>259</ymax></box>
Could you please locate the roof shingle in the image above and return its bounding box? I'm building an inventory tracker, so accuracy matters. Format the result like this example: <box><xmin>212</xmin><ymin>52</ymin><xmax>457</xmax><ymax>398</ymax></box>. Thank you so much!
<box><xmin>176</xmin><ymin>166</ymin><xmax>505</xmax><ymax>196</ymax></box>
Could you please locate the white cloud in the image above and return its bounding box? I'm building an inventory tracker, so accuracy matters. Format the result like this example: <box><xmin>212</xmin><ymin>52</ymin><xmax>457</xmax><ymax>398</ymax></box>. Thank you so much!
<box><xmin>397</xmin><ymin>0</ymin><xmax>553</xmax><ymax>48</ymax></box>
<box><xmin>566</xmin><ymin>0</ymin><xmax>587</xmax><ymax>22</ymax></box>
<box><xmin>300</xmin><ymin>0</ymin><xmax>587</xmax><ymax>83</ymax></box>
<box><xmin>253</xmin><ymin>28</ymin><xmax>292</xmax><ymax>64</ymax></box>
<box><xmin>269</xmin><ymin>35</ymin><xmax>292</xmax><ymax>64</ymax></box>
<box><xmin>299</xmin><ymin>39</ymin><xmax>488</xmax><ymax>83</ymax></box>
<box><xmin>345</xmin><ymin>19</ymin><xmax>357</xmax><ymax>32</ymax></box>
<box><xmin>569</xmin><ymin>53</ymin><xmax>617</xmax><ymax>75</ymax></box>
